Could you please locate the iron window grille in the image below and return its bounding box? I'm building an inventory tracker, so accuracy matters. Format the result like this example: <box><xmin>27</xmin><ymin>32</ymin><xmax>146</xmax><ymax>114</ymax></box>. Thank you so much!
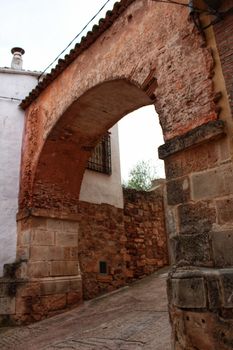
<box><xmin>87</xmin><ymin>132</ymin><xmax>112</xmax><ymax>175</ymax></box>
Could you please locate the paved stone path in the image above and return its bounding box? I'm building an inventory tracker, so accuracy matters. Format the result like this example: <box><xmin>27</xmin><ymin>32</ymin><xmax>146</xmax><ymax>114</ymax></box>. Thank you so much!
<box><xmin>0</xmin><ymin>268</ymin><xmax>171</xmax><ymax>349</ymax></box>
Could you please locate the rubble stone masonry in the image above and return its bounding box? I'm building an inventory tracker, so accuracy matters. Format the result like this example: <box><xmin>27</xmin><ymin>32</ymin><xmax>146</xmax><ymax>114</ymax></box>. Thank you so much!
<box><xmin>0</xmin><ymin>187</ymin><xmax>168</xmax><ymax>324</ymax></box>
<box><xmin>123</xmin><ymin>187</ymin><xmax>168</xmax><ymax>280</ymax></box>
<box><xmin>78</xmin><ymin>186</ymin><xmax>168</xmax><ymax>300</ymax></box>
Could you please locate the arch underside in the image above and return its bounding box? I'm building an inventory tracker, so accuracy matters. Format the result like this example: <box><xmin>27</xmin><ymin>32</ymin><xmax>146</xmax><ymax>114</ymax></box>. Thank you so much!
<box><xmin>32</xmin><ymin>80</ymin><xmax>152</xmax><ymax>213</ymax></box>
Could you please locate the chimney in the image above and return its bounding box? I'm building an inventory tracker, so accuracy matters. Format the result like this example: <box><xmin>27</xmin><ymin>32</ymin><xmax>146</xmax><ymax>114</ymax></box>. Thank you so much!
<box><xmin>11</xmin><ymin>47</ymin><xmax>25</xmax><ymax>70</ymax></box>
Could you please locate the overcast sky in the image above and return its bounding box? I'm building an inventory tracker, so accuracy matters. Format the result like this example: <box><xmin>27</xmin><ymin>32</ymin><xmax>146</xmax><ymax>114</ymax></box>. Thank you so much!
<box><xmin>0</xmin><ymin>0</ymin><xmax>165</xmax><ymax>180</ymax></box>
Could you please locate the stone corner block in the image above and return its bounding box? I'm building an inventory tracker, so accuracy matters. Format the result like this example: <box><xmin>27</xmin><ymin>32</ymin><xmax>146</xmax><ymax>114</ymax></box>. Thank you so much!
<box><xmin>170</xmin><ymin>277</ymin><xmax>207</xmax><ymax>309</ymax></box>
<box><xmin>210</xmin><ymin>230</ymin><xmax>233</xmax><ymax>267</ymax></box>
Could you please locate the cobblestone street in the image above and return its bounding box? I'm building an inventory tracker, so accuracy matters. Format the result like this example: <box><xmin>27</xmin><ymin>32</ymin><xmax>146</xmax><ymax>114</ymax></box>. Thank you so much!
<box><xmin>0</xmin><ymin>268</ymin><xmax>171</xmax><ymax>349</ymax></box>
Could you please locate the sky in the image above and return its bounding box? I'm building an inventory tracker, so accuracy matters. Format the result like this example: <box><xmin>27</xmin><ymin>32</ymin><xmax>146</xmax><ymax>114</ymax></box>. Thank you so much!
<box><xmin>0</xmin><ymin>0</ymin><xmax>165</xmax><ymax>181</ymax></box>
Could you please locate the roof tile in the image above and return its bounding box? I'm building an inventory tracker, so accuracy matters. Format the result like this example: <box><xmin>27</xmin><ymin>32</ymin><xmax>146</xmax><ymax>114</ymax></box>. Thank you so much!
<box><xmin>20</xmin><ymin>0</ymin><xmax>135</xmax><ymax>110</ymax></box>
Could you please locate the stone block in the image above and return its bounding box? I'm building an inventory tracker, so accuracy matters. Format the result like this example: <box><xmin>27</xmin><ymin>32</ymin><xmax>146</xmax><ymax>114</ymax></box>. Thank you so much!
<box><xmin>170</xmin><ymin>233</ymin><xmax>212</xmax><ymax>266</ymax></box>
<box><xmin>166</xmin><ymin>177</ymin><xmax>190</xmax><ymax>205</ymax></box>
<box><xmin>30</xmin><ymin>217</ymin><xmax>47</xmax><ymax>229</ymax></box>
<box><xmin>178</xmin><ymin>201</ymin><xmax>216</xmax><ymax>235</ymax></box>
<box><xmin>56</xmin><ymin>232</ymin><xmax>78</xmax><ymax>247</ymax></box>
<box><xmin>28</xmin><ymin>262</ymin><xmax>50</xmax><ymax>278</ymax></box>
<box><xmin>159</xmin><ymin>120</ymin><xmax>225</xmax><ymax>160</ymax></box>
<box><xmin>50</xmin><ymin>261</ymin><xmax>79</xmax><ymax>276</ymax></box>
<box><xmin>216</xmin><ymin>198</ymin><xmax>233</xmax><ymax>224</ymax></box>
<box><xmin>30</xmin><ymin>246</ymin><xmax>64</xmax><ymax>261</ymax></box>
<box><xmin>64</xmin><ymin>247</ymin><xmax>79</xmax><ymax>261</ymax></box>
<box><xmin>0</xmin><ymin>297</ymin><xmax>16</xmax><ymax>315</ymax></box>
<box><xmin>210</xmin><ymin>230</ymin><xmax>233</xmax><ymax>267</ymax></box>
<box><xmin>31</xmin><ymin>229</ymin><xmax>54</xmax><ymax>246</ymax></box>
<box><xmin>40</xmin><ymin>279</ymin><xmax>71</xmax><ymax>295</ymax></box>
<box><xmin>206</xmin><ymin>278</ymin><xmax>221</xmax><ymax>310</ymax></box>
<box><xmin>70</xmin><ymin>278</ymin><xmax>82</xmax><ymax>291</ymax></box>
<box><xmin>62</xmin><ymin>220</ymin><xmax>78</xmax><ymax>233</ymax></box>
<box><xmin>46</xmin><ymin>218</ymin><xmax>63</xmax><ymax>231</ymax></box>
<box><xmin>0</xmin><ymin>283</ymin><xmax>8</xmax><ymax>297</ymax></box>
<box><xmin>17</xmin><ymin>230</ymin><xmax>30</xmax><ymax>246</ymax></box>
<box><xmin>164</xmin><ymin>139</ymin><xmax>219</xmax><ymax>180</ymax></box>
<box><xmin>181</xmin><ymin>311</ymin><xmax>220</xmax><ymax>349</ymax></box>
<box><xmin>191</xmin><ymin>163</ymin><xmax>233</xmax><ymax>200</ymax></box>
<box><xmin>16</xmin><ymin>246</ymin><xmax>29</xmax><ymax>260</ymax></box>
<box><xmin>192</xmin><ymin>168</ymin><xmax>225</xmax><ymax>200</ymax></box>
<box><xmin>171</xmin><ymin>308</ymin><xmax>233</xmax><ymax>349</ymax></box>
<box><xmin>171</xmin><ymin>277</ymin><xmax>206</xmax><ymax>308</ymax></box>
<box><xmin>219</xmin><ymin>270</ymin><xmax>233</xmax><ymax>308</ymax></box>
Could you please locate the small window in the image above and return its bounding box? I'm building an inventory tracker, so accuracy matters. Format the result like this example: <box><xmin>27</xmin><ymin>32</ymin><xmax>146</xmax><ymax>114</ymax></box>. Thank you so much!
<box><xmin>99</xmin><ymin>261</ymin><xmax>107</xmax><ymax>274</ymax></box>
<box><xmin>87</xmin><ymin>133</ymin><xmax>111</xmax><ymax>175</ymax></box>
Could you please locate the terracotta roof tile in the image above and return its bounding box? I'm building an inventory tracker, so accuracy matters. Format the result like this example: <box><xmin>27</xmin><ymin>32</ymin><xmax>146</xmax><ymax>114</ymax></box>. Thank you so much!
<box><xmin>20</xmin><ymin>0</ymin><xmax>135</xmax><ymax>110</ymax></box>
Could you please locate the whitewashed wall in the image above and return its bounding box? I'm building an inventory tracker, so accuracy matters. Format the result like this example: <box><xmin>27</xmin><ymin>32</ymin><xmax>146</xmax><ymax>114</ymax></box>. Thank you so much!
<box><xmin>0</xmin><ymin>69</ymin><xmax>39</xmax><ymax>276</ymax></box>
<box><xmin>80</xmin><ymin>125</ymin><xmax>123</xmax><ymax>208</ymax></box>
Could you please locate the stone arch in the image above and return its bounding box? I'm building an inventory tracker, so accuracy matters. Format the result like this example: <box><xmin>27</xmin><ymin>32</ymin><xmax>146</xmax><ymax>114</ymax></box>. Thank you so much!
<box><xmin>19</xmin><ymin>0</ymin><xmax>217</xmax><ymax>213</ymax></box>
<box><xmin>10</xmin><ymin>0</ymin><xmax>233</xmax><ymax>348</ymax></box>
<box><xmin>25</xmin><ymin>78</ymin><xmax>154</xmax><ymax>213</ymax></box>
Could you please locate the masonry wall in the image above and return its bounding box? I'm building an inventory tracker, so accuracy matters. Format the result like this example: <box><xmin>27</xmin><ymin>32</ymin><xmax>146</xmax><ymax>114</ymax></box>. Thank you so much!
<box><xmin>78</xmin><ymin>201</ymin><xmax>126</xmax><ymax>300</ymax></box>
<box><xmin>0</xmin><ymin>216</ymin><xmax>82</xmax><ymax>325</ymax></box>
<box><xmin>78</xmin><ymin>187</ymin><xmax>168</xmax><ymax>300</ymax></box>
<box><xmin>123</xmin><ymin>187</ymin><xmax>168</xmax><ymax>280</ymax></box>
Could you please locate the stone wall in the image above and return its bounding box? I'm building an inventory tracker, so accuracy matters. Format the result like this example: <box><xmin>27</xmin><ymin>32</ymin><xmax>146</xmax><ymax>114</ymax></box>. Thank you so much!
<box><xmin>160</xmin><ymin>121</ymin><xmax>233</xmax><ymax>349</ymax></box>
<box><xmin>123</xmin><ymin>187</ymin><xmax>168</xmax><ymax>280</ymax></box>
<box><xmin>77</xmin><ymin>186</ymin><xmax>168</xmax><ymax>299</ymax></box>
<box><xmin>0</xmin><ymin>216</ymin><xmax>82</xmax><ymax>325</ymax></box>
<box><xmin>78</xmin><ymin>201</ymin><xmax>127</xmax><ymax>300</ymax></box>
<box><xmin>0</xmin><ymin>185</ymin><xmax>168</xmax><ymax>324</ymax></box>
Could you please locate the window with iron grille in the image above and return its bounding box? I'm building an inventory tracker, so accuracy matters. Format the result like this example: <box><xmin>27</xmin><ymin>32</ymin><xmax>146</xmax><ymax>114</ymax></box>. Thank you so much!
<box><xmin>87</xmin><ymin>132</ymin><xmax>112</xmax><ymax>175</ymax></box>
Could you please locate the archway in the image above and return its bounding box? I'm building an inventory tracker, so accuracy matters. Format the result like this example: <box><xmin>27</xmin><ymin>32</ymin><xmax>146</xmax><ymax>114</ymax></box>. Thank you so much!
<box><xmin>9</xmin><ymin>0</ymin><xmax>233</xmax><ymax>348</ymax></box>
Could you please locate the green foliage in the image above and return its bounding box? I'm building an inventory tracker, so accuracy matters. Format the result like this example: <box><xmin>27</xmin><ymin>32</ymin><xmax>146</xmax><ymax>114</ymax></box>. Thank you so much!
<box><xmin>124</xmin><ymin>160</ymin><xmax>157</xmax><ymax>191</ymax></box>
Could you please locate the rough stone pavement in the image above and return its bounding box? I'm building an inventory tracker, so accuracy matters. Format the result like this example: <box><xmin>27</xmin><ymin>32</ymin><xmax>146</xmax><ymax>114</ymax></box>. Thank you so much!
<box><xmin>0</xmin><ymin>267</ymin><xmax>171</xmax><ymax>349</ymax></box>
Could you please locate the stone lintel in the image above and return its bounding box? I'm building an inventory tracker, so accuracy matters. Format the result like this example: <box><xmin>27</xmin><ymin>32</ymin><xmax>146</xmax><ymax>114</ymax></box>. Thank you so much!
<box><xmin>158</xmin><ymin>120</ymin><xmax>225</xmax><ymax>159</ymax></box>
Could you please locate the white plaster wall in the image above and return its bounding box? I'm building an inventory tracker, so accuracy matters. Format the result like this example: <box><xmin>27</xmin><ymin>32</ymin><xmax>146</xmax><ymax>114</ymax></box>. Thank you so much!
<box><xmin>79</xmin><ymin>125</ymin><xmax>124</xmax><ymax>208</ymax></box>
<box><xmin>0</xmin><ymin>69</ymin><xmax>39</xmax><ymax>276</ymax></box>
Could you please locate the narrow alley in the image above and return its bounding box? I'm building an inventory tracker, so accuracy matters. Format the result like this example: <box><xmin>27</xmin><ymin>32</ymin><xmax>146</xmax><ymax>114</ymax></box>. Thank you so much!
<box><xmin>0</xmin><ymin>268</ymin><xmax>171</xmax><ymax>350</ymax></box>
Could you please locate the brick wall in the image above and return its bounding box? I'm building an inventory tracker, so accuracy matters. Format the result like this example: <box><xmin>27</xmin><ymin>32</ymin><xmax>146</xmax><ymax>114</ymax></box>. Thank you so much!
<box><xmin>214</xmin><ymin>0</ymin><xmax>233</xmax><ymax>115</ymax></box>
<box><xmin>123</xmin><ymin>187</ymin><xmax>168</xmax><ymax>280</ymax></box>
